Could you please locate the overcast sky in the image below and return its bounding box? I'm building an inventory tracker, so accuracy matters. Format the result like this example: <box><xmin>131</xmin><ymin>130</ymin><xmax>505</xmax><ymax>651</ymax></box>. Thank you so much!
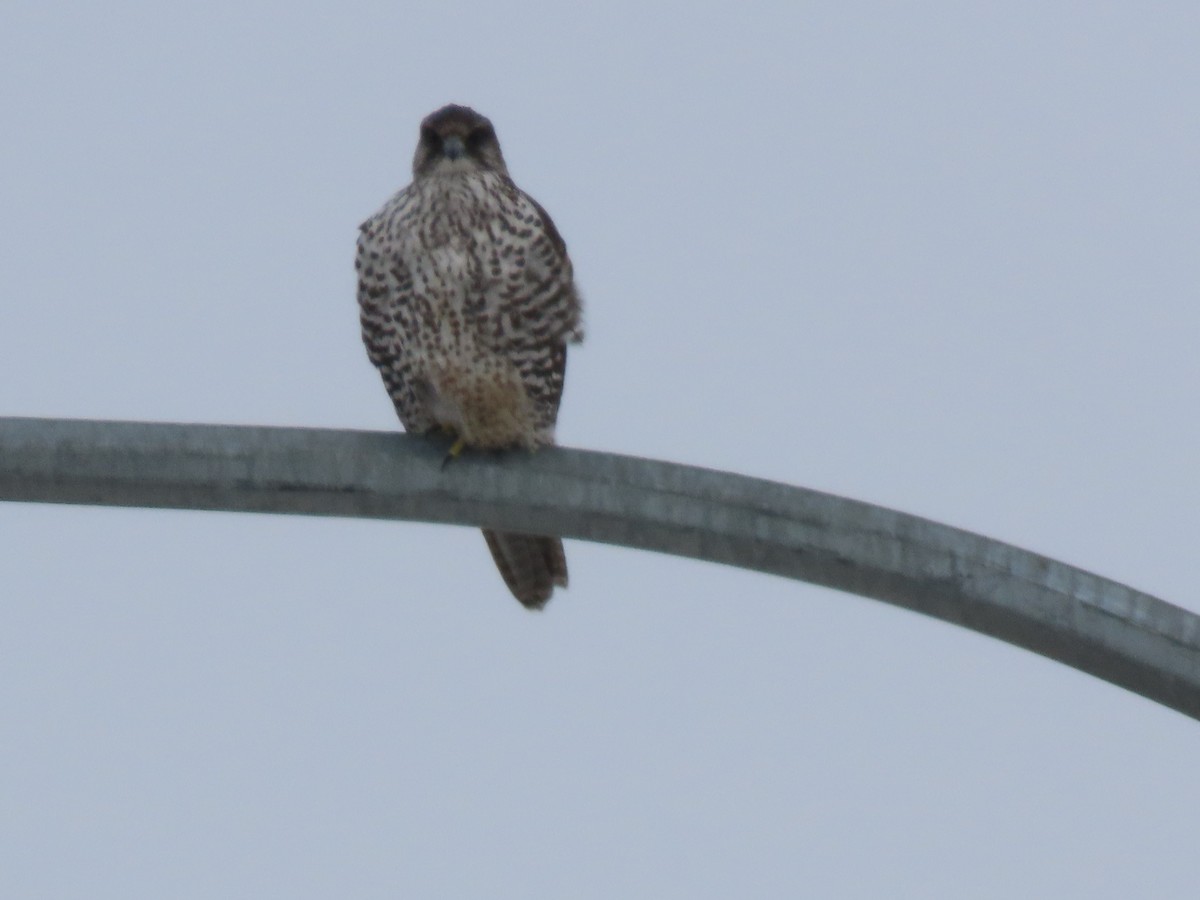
<box><xmin>3</xmin><ymin>2</ymin><xmax>1199</xmax><ymax>897</ymax></box>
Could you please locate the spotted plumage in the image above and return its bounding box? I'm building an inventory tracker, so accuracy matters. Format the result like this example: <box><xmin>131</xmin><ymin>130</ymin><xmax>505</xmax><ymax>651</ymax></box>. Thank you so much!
<box><xmin>357</xmin><ymin>104</ymin><xmax>583</xmax><ymax>609</ymax></box>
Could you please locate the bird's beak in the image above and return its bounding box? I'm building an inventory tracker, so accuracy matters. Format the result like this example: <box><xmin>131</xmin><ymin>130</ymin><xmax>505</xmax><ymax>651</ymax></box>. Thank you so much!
<box><xmin>443</xmin><ymin>136</ymin><xmax>465</xmax><ymax>160</ymax></box>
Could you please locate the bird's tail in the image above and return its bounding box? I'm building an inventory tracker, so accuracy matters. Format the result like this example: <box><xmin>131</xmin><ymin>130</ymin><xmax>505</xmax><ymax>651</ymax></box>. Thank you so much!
<box><xmin>482</xmin><ymin>530</ymin><xmax>568</xmax><ymax>610</ymax></box>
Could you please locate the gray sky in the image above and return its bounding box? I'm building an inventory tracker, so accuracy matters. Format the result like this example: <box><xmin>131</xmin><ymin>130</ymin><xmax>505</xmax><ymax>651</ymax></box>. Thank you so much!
<box><xmin>3</xmin><ymin>2</ymin><xmax>1198</xmax><ymax>897</ymax></box>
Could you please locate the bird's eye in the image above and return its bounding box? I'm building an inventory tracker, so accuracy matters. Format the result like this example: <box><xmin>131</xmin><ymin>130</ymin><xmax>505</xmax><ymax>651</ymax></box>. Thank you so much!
<box><xmin>467</xmin><ymin>126</ymin><xmax>493</xmax><ymax>148</ymax></box>
<box><xmin>421</xmin><ymin>126</ymin><xmax>441</xmax><ymax>147</ymax></box>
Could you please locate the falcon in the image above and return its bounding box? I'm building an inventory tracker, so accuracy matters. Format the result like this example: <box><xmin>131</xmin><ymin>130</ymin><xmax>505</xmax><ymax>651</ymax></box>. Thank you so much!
<box><xmin>356</xmin><ymin>104</ymin><xmax>584</xmax><ymax>609</ymax></box>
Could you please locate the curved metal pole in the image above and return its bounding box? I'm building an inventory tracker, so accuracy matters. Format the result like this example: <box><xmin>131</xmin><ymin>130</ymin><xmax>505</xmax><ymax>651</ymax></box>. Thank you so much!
<box><xmin>2</xmin><ymin>416</ymin><xmax>1198</xmax><ymax>720</ymax></box>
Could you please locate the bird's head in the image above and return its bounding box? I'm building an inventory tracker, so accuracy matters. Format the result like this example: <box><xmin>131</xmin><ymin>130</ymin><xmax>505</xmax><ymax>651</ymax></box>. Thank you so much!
<box><xmin>412</xmin><ymin>104</ymin><xmax>509</xmax><ymax>179</ymax></box>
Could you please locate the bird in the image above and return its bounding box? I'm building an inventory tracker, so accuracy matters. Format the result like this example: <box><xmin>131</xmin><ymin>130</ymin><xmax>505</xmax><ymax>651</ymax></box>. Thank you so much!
<box><xmin>356</xmin><ymin>104</ymin><xmax>584</xmax><ymax>610</ymax></box>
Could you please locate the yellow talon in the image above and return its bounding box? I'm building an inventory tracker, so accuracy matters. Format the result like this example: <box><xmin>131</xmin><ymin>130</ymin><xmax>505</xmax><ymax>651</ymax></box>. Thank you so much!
<box><xmin>441</xmin><ymin>436</ymin><xmax>467</xmax><ymax>470</ymax></box>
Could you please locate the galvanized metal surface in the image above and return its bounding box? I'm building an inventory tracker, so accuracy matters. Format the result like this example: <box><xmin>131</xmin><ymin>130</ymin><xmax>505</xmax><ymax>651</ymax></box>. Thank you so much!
<box><xmin>3</xmin><ymin>416</ymin><xmax>1198</xmax><ymax>720</ymax></box>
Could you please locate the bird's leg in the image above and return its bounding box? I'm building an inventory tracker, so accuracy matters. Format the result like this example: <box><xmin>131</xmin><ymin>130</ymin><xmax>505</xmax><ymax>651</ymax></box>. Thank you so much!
<box><xmin>441</xmin><ymin>436</ymin><xmax>467</xmax><ymax>470</ymax></box>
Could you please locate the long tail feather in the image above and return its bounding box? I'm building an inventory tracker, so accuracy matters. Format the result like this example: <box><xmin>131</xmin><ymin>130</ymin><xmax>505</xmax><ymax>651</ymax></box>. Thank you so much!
<box><xmin>482</xmin><ymin>530</ymin><xmax>568</xmax><ymax>610</ymax></box>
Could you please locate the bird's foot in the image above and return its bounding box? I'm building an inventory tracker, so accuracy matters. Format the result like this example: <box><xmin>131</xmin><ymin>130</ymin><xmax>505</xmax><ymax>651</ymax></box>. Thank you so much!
<box><xmin>441</xmin><ymin>436</ymin><xmax>467</xmax><ymax>470</ymax></box>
